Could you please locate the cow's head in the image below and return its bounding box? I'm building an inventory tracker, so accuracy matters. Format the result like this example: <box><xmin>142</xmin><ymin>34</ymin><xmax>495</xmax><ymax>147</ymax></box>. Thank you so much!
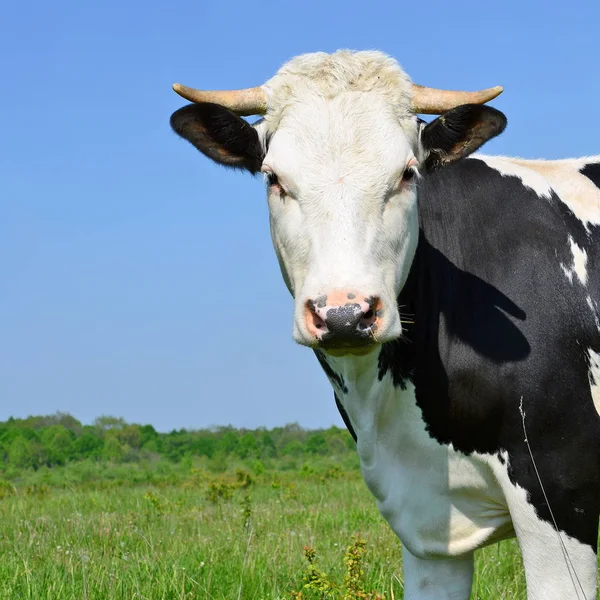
<box><xmin>170</xmin><ymin>51</ymin><xmax>506</xmax><ymax>355</ymax></box>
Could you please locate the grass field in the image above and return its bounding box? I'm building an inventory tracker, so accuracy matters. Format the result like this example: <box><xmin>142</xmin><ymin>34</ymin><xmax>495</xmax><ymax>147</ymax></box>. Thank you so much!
<box><xmin>0</xmin><ymin>460</ymin><xmax>532</xmax><ymax>600</ymax></box>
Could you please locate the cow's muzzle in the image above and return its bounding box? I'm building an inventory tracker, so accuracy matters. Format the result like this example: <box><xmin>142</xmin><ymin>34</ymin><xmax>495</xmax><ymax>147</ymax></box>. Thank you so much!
<box><xmin>303</xmin><ymin>291</ymin><xmax>384</xmax><ymax>352</ymax></box>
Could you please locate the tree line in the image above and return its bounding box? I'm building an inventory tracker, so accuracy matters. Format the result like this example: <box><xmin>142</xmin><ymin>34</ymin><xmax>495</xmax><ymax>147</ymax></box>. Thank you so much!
<box><xmin>0</xmin><ymin>412</ymin><xmax>355</xmax><ymax>470</ymax></box>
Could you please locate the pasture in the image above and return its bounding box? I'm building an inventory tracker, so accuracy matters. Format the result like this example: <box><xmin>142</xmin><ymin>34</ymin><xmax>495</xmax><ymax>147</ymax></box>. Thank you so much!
<box><xmin>0</xmin><ymin>459</ymin><xmax>531</xmax><ymax>599</ymax></box>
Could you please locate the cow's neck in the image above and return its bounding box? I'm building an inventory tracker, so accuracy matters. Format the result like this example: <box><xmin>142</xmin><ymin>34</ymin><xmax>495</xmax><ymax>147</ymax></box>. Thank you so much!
<box><xmin>316</xmin><ymin>346</ymin><xmax>401</xmax><ymax>453</ymax></box>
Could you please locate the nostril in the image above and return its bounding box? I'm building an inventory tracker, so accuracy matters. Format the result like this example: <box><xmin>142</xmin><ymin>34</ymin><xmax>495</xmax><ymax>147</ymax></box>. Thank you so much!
<box><xmin>359</xmin><ymin>308</ymin><xmax>377</xmax><ymax>330</ymax></box>
<box><xmin>305</xmin><ymin>299</ymin><xmax>328</xmax><ymax>337</ymax></box>
<box><xmin>312</xmin><ymin>312</ymin><xmax>326</xmax><ymax>330</ymax></box>
<box><xmin>359</xmin><ymin>296</ymin><xmax>384</xmax><ymax>331</ymax></box>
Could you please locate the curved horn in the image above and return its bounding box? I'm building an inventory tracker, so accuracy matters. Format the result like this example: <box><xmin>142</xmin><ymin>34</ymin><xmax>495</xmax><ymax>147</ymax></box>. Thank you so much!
<box><xmin>410</xmin><ymin>83</ymin><xmax>503</xmax><ymax>115</ymax></box>
<box><xmin>171</xmin><ymin>84</ymin><xmax>267</xmax><ymax>116</ymax></box>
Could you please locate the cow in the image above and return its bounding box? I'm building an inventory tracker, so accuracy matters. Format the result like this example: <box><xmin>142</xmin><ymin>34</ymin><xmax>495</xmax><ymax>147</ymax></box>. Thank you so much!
<box><xmin>169</xmin><ymin>50</ymin><xmax>600</xmax><ymax>599</ymax></box>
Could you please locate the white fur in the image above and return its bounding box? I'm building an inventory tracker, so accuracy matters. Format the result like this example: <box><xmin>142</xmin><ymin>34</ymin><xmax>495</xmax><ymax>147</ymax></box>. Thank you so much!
<box><xmin>569</xmin><ymin>236</ymin><xmax>588</xmax><ymax>286</ymax></box>
<box><xmin>263</xmin><ymin>50</ymin><xmax>417</xmax><ymax>137</ymax></box>
<box><xmin>402</xmin><ymin>548</ymin><xmax>474</xmax><ymax>600</ymax></box>
<box><xmin>586</xmin><ymin>295</ymin><xmax>600</xmax><ymax>333</ymax></box>
<box><xmin>587</xmin><ymin>348</ymin><xmax>600</xmax><ymax>418</ymax></box>
<box><xmin>560</xmin><ymin>235</ymin><xmax>588</xmax><ymax>286</ymax></box>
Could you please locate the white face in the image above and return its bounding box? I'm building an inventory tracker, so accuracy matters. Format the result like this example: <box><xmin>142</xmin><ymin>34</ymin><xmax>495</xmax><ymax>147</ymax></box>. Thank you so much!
<box><xmin>259</xmin><ymin>93</ymin><xmax>420</xmax><ymax>353</ymax></box>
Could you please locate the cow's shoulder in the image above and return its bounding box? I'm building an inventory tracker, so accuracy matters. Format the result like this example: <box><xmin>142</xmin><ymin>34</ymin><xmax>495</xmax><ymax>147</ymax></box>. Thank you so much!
<box><xmin>473</xmin><ymin>155</ymin><xmax>600</xmax><ymax>231</ymax></box>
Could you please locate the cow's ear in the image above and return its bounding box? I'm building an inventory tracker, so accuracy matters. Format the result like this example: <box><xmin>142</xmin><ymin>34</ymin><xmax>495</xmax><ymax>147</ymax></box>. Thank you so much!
<box><xmin>170</xmin><ymin>103</ymin><xmax>264</xmax><ymax>174</ymax></box>
<box><xmin>420</xmin><ymin>105</ymin><xmax>507</xmax><ymax>170</ymax></box>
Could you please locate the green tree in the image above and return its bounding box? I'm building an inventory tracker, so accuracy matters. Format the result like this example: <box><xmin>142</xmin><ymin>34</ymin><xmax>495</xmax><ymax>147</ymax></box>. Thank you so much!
<box><xmin>115</xmin><ymin>425</ymin><xmax>142</xmax><ymax>449</ymax></box>
<box><xmin>258</xmin><ymin>430</ymin><xmax>277</xmax><ymax>458</ymax></box>
<box><xmin>218</xmin><ymin>430</ymin><xmax>239</xmax><ymax>455</ymax></box>
<box><xmin>236</xmin><ymin>433</ymin><xmax>259</xmax><ymax>459</ymax></box>
<box><xmin>281</xmin><ymin>440</ymin><xmax>304</xmax><ymax>457</ymax></box>
<box><xmin>306</xmin><ymin>432</ymin><xmax>328</xmax><ymax>455</ymax></box>
<box><xmin>74</xmin><ymin>430</ymin><xmax>104</xmax><ymax>458</ymax></box>
<box><xmin>94</xmin><ymin>416</ymin><xmax>126</xmax><ymax>431</ymax></box>
<box><xmin>139</xmin><ymin>424</ymin><xmax>159</xmax><ymax>447</ymax></box>
<box><xmin>192</xmin><ymin>436</ymin><xmax>216</xmax><ymax>458</ymax></box>
<box><xmin>103</xmin><ymin>437</ymin><xmax>124</xmax><ymax>462</ymax></box>
<box><xmin>8</xmin><ymin>436</ymin><xmax>38</xmax><ymax>469</ymax></box>
<box><xmin>42</xmin><ymin>426</ymin><xmax>75</xmax><ymax>466</ymax></box>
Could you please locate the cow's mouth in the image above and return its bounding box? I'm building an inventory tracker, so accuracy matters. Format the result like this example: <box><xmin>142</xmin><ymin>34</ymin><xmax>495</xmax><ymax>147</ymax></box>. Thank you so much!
<box><xmin>318</xmin><ymin>329</ymin><xmax>380</xmax><ymax>356</ymax></box>
<box><xmin>323</xmin><ymin>343</ymin><xmax>379</xmax><ymax>357</ymax></box>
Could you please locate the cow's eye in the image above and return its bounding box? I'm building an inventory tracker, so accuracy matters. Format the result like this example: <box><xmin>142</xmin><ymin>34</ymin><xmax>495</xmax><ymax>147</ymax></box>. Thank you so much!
<box><xmin>402</xmin><ymin>166</ymin><xmax>417</xmax><ymax>182</ymax></box>
<box><xmin>266</xmin><ymin>172</ymin><xmax>286</xmax><ymax>197</ymax></box>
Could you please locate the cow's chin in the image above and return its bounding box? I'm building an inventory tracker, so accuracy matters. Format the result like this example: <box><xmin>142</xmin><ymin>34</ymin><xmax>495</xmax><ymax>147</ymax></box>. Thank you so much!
<box><xmin>292</xmin><ymin>330</ymin><xmax>380</xmax><ymax>355</ymax></box>
<box><xmin>323</xmin><ymin>344</ymin><xmax>379</xmax><ymax>357</ymax></box>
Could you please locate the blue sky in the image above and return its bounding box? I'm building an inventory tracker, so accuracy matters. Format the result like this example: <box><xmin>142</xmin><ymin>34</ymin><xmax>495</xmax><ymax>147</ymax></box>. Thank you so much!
<box><xmin>1</xmin><ymin>0</ymin><xmax>599</xmax><ymax>431</ymax></box>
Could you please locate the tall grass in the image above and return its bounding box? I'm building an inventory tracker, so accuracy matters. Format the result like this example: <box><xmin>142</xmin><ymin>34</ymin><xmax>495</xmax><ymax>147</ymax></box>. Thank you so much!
<box><xmin>0</xmin><ymin>461</ymin><xmax>529</xmax><ymax>599</ymax></box>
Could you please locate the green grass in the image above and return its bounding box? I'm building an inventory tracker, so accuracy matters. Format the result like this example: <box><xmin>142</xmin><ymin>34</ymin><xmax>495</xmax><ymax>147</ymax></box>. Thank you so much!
<box><xmin>0</xmin><ymin>464</ymin><xmax>529</xmax><ymax>599</ymax></box>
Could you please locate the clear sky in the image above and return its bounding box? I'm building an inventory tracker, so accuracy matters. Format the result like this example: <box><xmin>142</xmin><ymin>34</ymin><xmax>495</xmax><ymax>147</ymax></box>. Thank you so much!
<box><xmin>1</xmin><ymin>0</ymin><xmax>599</xmax><ymax>432</ymax></box>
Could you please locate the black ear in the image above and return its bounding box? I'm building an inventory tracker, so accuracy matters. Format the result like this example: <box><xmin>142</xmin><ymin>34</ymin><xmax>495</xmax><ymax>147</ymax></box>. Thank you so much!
<box><xmin>170</xmin><ymin>103</ymin><xmax>264</xmax><ymax>174</ymax></box>
<box><xmin>421</xmin><ymin>105</ymin><xmax>507</xmax><ymax>170</ymax></box>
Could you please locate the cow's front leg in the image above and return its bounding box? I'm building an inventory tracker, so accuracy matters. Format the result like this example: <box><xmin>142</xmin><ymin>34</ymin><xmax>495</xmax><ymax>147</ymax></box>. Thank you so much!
<box><xmin>402</xmin><ymin>547</ymin><xmax>474</xmax><ymax>600</ymax></box>
<box><xmin>511</xmin><ymin>507</ymin><xmax>597</xmax><ymax>600</ymax></box>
